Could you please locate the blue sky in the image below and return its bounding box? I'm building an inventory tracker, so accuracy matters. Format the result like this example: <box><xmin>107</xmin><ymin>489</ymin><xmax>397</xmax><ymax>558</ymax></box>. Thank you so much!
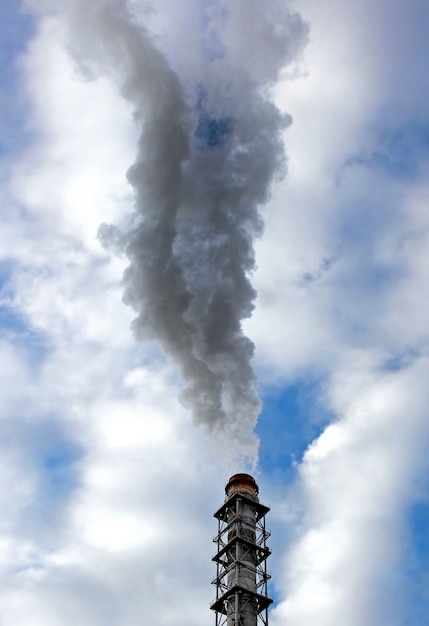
<box><xmin>0</xmin><ymin>4</ymin><xmax>34</xmax><ymax>156</ymax></box>
<box><xmin>2</xmin><ymin>1</ymin><xmax>429</xmax><ymax>626</ymax></box>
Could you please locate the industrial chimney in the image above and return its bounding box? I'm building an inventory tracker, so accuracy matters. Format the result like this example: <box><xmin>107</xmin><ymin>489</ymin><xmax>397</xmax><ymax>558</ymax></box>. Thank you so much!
<box><xmin>211</xmin><ymin>474</ymin><xmax>272</xmax><ymax>626</ymax></box>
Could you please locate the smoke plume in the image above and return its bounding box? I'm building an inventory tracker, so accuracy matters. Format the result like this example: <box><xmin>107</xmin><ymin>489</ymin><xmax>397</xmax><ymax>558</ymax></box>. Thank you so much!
<box><xmin>30</xmin><ymin>0</ymin><xmax>308</xmax><ymax>463</ymax></box>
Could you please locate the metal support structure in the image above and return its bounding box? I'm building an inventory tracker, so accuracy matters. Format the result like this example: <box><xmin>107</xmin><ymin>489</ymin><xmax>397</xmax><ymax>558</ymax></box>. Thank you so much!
<box><xmin>211</xmin><ymin>474</ymin><xmax>272</xmax><ymax>626</ymax></box>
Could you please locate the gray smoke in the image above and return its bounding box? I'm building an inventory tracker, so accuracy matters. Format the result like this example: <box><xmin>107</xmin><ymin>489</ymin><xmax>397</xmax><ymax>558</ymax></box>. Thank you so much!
<box><xmin>30</xmin><ymin>0</ymin><xmax>308</xmax><ymax>463</ymax></box>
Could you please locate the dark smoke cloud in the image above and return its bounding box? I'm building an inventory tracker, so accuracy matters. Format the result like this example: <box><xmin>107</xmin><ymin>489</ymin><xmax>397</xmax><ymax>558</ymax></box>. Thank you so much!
<box><xmin>29</xmin><ymin>0</ymin><xmax>308</xmax><ymax>463</ymax></box>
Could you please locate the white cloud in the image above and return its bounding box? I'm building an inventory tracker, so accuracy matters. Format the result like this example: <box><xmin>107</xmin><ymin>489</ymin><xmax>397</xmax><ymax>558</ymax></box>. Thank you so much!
<box><xmin>271</xmin><ymin>355</ymin><xmax>429</xmax><ymax>626</ymax></box>
<box><xmin>0</xmin><ymin>13</ymin><xmax>224</xmax><ymax>626</ymax></box>
<box><xmin>247</xmin><ymin>1</ymin><xmax>429</xmax><ymax>624</ymax></box>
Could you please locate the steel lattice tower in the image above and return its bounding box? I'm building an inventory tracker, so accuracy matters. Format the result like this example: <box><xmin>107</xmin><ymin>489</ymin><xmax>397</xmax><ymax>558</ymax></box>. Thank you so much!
<box><xmin>211</xmin><ymin>474</ymin><xmax>272</xmax><ymax>626</ymax></box>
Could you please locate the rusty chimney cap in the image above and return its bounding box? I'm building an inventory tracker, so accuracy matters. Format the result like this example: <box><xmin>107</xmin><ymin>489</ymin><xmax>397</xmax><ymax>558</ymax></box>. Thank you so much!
<box><xmin>225</xmin><ymin>473</ymin><xmax>259</xmax><ymax>498</ymax></box>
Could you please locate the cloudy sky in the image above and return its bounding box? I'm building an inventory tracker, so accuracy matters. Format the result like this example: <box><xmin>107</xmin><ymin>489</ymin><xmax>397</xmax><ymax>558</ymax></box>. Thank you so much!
<box><xmin>2</xmin><ymin>1</ymin><xmax>429</xmax><ymax>625</ymax></box>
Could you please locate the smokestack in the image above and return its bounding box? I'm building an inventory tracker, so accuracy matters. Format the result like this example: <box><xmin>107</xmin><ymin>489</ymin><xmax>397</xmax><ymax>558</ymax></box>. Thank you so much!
<box><xmin>211</xmin><ymin>474</ymin><xmax>272</xmax><ymax>626</ymax></box>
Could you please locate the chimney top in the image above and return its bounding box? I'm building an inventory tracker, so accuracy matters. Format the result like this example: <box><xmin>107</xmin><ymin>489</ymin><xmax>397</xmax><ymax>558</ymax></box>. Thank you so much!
<box><xmin>225</xmin><ymin>473</ymin><xmax>259</xmax><ymax>499</ymax></box>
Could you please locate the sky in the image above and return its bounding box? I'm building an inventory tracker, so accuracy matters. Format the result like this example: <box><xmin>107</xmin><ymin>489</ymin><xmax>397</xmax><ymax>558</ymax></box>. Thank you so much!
<box><xmin>1</xmin><ymin>1</ymin><xmax>429</xmax><ymax>625</ymax></box>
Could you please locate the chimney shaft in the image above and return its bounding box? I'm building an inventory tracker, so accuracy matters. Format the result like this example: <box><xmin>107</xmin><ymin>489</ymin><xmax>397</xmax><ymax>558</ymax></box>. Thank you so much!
<box><xmin>211</xmin><ymin>474</ymin><xmax>272</xmax><ymax>626</ymax></box>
